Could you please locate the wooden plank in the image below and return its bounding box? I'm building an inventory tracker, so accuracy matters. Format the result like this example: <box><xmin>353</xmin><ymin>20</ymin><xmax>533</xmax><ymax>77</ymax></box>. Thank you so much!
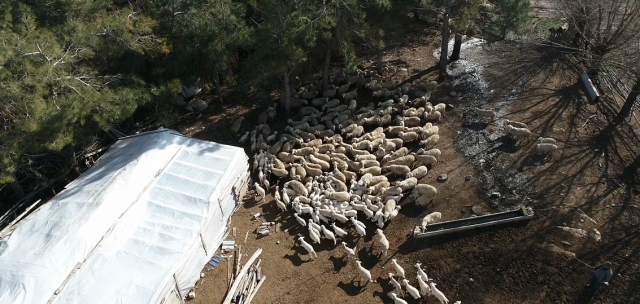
<box><xmin>244</xmin><ymin>275</ymin><xmax>267</xmax><ymax>304</ymax></box>
<box><xmin>222</xmin><ymin>248</ymin><xmax>262</xmax><ymax>304</ymax></box>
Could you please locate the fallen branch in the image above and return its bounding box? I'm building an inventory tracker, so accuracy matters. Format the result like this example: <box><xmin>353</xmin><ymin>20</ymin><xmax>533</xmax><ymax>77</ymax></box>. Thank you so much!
<box><xmin>580</xmin><ymin>114</ymin><xmax>597</xmax><ymax>129</ymax></box>
<box><xmin>222</xmin><ymin>248</ymin><xmax>263</xmax><ymax>304</ymax></box>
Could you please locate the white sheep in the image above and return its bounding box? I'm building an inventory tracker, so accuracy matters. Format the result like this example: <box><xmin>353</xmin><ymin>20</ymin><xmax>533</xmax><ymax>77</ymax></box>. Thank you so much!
<box><xmin>506</xmin><ymin>125</ymin><xmax>532</xmax><ymax>140</ymax></box>
<box><xmin>386</xmin><ymin>155</ymin><xmax>415</xmax><ymax>167</ymax></box>
<box><xmin>536</xmin><ymin>143</ymin><xmax>558</xmax><ymax>155</ymax></box>
<box><xmin>425</xmin><ymin>110</ymin><xmax>442</xmax><ymax>122</ymax></box>
<box><xmin>414</xmin><ymin>154</ymin><xmax>437</xmax><ymax>166</ymax></box>
<box><xmin>395</xmin><ymin>177</ymin><xmax>418</xmax><ymax>191</ymax></box>
<box><xmin>389</xmin><ymin>292</ymin><xmax>408</xmax><ymax>304</ymax></box>
<box><xmin>331</xmin><ymin>222</ymin><xmax>348</xmax><ymax>237</ymax></box>
<box><xmin>374</xmin><ymin>229</ymin><xmax>390</xmax><ymax>256</ymax></box>
<box><xmin>420</xmin><ymin>134</ymin><xmax>440</xmax><ymax>149</ymax></box>
<box><xmin>298</xmin><ymin>236</ymin><xmax>317</xmax><ymax>259</ymax></box>
<box><xmin>355</xmin><ymin>260</ymin><xmax>372</xmax><ymax>285</ymax></box>
<box><xmin>402</xmin><ymin>279</ymin><xmax>421</xmax><ymax>299</ymax></box>
<box><xmin>505</xmin><ymin>119</ymin><xmax>527</xmax><ymax>129</ymax></box>
<box><xmin>407</xmin><ymin>166</ymin><xmax>428</xmax><ymax>179</ymax></box>
<box><xmin>343</xmin><ymin>90</ymin><xmax>358</xmax><ymax>100</ymax></box>
<box><xmin>383</xmin><ymin>165</ymin><xmax>411</xmax><ymax>176</ymax></box>
<box><xmin>275</xmin><ymin>198</ymin><xmax>287</xmax><ymax>212</ymax></box>
<box><xmin>475</xmin><ymin>108</ymin><xmax>496</xmax><ymax>122</ymax></box>
<box><xmin>429</xmin><ymin>282</ymin><xmax>449</xmax><ymax>304</ymax></box>
<box><xmin>421</xmin><ymin>211</ymin><xmax>442</xmax><ymax>227</ymax></box>
<box><xmin>294</xmin><ymin>213</ymin><xmax>306</xmax><ymax>227</ymax></box>
<box><xmin>537</xmin><ymin>137</ymin><xmax>556</xmax><ymax>145</ymax></box>
<box><xmin>391</xmin><ymin>258</ymin><xmax>405</xmax><ymax>278</ymax></box>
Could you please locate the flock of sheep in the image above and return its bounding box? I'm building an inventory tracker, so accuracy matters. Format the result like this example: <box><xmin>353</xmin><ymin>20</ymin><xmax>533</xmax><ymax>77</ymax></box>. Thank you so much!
<box><xmin>230</xmin><ymin>66</ymin><xmax>463</xmax><ymax>303</ymax></box>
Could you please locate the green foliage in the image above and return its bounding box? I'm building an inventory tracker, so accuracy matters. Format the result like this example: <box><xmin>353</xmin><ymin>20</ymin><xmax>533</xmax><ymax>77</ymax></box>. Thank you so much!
<box><xmin>482</xmin><ymin>0</ymin><xmax>530</xmax><ymax>42</ymax></box>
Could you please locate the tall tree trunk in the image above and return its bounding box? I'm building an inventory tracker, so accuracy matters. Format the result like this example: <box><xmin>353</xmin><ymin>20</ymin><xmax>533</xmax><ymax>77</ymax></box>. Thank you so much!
<box><xmin>214</xmin><ymin>72</ymin><xmax>224</xmax><ymax>105</ymax></box>
<box><xmin>376</xmin><ymin>48</ymin><xmax>384</xmax><ymax>76</ymax></box>
<box><xmin>615</xmin><ymin>78</ymin><xmax>640</xmax><ymax>124</ymax></box>
<box><xmin>10</xmin><ymin>177</ymin><xmax>24</xmax><ymax>200</ymax></box>
<box><xmin>449</xmin><ymin>32</ymin><xmax>463</xmax><ymax>62</ymax></box>
<box><xmin>623</xmin><ymin>152</ymin><xmax>640</xmax><ymax>179</ymax></box>
<box><xmin>439</xmin><ymin>0</ymin><xmax>452</xmax><ymax>81</ymax></box>
<box><xmin>283</xmin><ymin>68</ymin><xmax>291</xmax><ymax>117</ymax></box>
<box><xmin>322</xmin><ymin>41</ymin><xmax>332</xmax><ymax>91</ymax></box>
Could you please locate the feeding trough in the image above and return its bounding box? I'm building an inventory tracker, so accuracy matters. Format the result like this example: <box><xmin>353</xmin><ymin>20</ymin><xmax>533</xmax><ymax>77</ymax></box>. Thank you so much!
<box><xmin>579</xmin><ymin>73</ymin><xmax>601</xmax><ymax>103</ymax></box>
<box><xmin>413</xmin><ymin>206</ymin><xmax>535</xmax><ymax>239</ymax></box>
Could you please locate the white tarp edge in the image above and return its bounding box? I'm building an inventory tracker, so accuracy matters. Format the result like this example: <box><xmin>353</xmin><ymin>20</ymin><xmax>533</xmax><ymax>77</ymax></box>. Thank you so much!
<box><xmin>0</xmin><ymin>128</ymin><xmax>249</xmax><ymax>304</ymax></box>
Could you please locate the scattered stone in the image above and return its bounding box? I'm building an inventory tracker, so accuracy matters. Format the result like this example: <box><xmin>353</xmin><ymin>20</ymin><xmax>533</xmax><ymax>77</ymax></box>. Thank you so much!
<box><xmin>276</xmin><ymin>241</ymin><xmax>281</xmax><ymax>244</ymax></box>
<box><xmin>446</xmin><ymin>104</ymin><xmax>455</xmax><ymax>110</ymax></box>
<box><xmin>465</xmin><ymin>175</ymin><xmax>472</xmax><ymax>181</ymax></box>
<box><xmin>490</xmin><ymin>191</ymin><xmax>501</xmax><ymax>198</ymax></box>
<box><xmin>175</xmin><ymin>94</ymin><xmax>186</xmax><ymax>106</ymax></box>
<box><xmin>560</xmin><ymin>241</ymin><xmax>571</xmax><ymax>246</ymax></box>
<box><xmin>589</xmin><ymin>228</ymin><xmax>601</xmax><ymax>242</ymax></box>
<box><xmin>187</xmin><ymin>291</ymin><xmax>196</xmax><ymax>299</ymax></box>
<box><xmin>472</xmin><ymin>205</ymin><xmax>486</xmax><ymax>216</ymax></box>
<box><xmin>538</xmin><ymin>242</ymin><xmax>576</xmax><ymax>258</ymax></box>
<box><xmin>192</xmin><ymin>99</ymin><xmax>208</xmax><ymax>110</ymax></box>
<box><xmin>553</xmin><ymin>226</ymin><xmax>587</xmax><ymax>238</ymax></box>
<box><xmin>469</xmin><ymin>278</ymin><xmax>474</xmax><ymax>282</ymax></box>
<box><xmin>437</xmin><ymin>174</ymin><xmax>448</xmax><ymax>182</ymax></box>
<box><xmin>200</xmin><ymin>272</ymin><xmax>205</xmax><ymax>278</ymax></box>
<box><xmin>185</xmin><ymin>106</ymin><xmax>194</xmax><ymax>112</ymax></box>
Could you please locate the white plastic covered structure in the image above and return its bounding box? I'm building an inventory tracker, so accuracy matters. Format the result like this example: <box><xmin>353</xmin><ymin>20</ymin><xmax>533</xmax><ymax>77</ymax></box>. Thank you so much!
<box><xmin>0</xmin><ymin>128</ymin><xmax>250</xmax><ymax>304</ymax></box>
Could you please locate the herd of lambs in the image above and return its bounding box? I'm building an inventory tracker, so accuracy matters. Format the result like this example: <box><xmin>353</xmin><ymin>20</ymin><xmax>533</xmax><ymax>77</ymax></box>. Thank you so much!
<box><xmin>229</xmin><ymin>66</ymin><xmax>557</xmax><ymax>304</ymax></box>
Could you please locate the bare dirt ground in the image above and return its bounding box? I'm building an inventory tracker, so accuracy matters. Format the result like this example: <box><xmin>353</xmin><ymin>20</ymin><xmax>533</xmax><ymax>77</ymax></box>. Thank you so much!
<box><xmin>174</xmin><ymin>19</ymin><xmax>640</xmax><ymax>304</ymax></box>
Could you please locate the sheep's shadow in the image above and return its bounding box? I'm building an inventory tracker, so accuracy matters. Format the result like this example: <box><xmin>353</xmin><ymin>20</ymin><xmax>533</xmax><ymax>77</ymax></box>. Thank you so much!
<box><xmin>489</xmin><ymin>135</ymin><xmax>521</xmax><ymax>154</ymax></box>
<box><xmin>283</xmin><ymin>246</ymin><xmax>314</xmax><ymax>266</ymax></box>
<box><xmin>337</xmin><ymin>280</ymin><xmax>368</xmax><ymax>296</ymax></box>
<box><xmin>328</xmin><ymin>255</ymin><xmax>349</xmax><ymax>273</ymax></box>
<box><xmin>373</xmin><ymin>277</ymin><xmax>396</xmax><ymax>304</ymax></box>
<box><xmin>463</xmin><ymin>121</ymin><xmax>489</xmax><ymax>131</ymax></box>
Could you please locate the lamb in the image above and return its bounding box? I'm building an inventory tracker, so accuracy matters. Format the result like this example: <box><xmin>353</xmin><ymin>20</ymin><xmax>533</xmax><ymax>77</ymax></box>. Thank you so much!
<box><xmin>328</xmin><ymin>104</ymin><xmax>348</xmax><ymax>113</ymax></box>
<box><xmin>505</xmin><ymin>119</ymin><xmax>528</xmax><ymax>129</ymax></box>
<box><xmin>231</xmin><ymin>116</ymin><xmax>244</xmax><ymax>136</ymax></box>
<box><xmin>254</xmin><ymin>184</ymin><xmax>265</xmax><ymax>202</ymax></box>
<box><xmin>395</xmin><ymin>177</ymin><xmax>418</xmax><ymax>191</ymax></box>
<box><xmin>239</xmin><ymin>131</ymin><xmax>250</xmax><ymax>144</ymax></box>
<box><xmin>537</xmin><ymin>137</ymin><xmax>557</xmax><ymax>145</ymax></box>
<box><xmin>415</xmin><ymin>263</ymin><xmax>431</xmax><ymax>282</ymax></box>
<box><xmin>536</xmin><ymin>143</ymin><xmax>558</xmax><ymax>155</ymax></box>
<box><xmin>374</xmin><ymin>229</ymin><xmax>390</xmax><ymax>256</ymax></box>
<box><xmin>421</xmin><ymin>211</ymin><xmax>442</xmax><ymax>227</ymax></box>
<box><xmin>417</xmin><ymin>275</ymin><xmax>431</xmax><ymax>296</ymax></box>
<box><xmin>398</xmin><ymin>131</ymin><xmax>420</xmax><ymax>142</ymax></box>
<box><xmin>414</xmin><ymin>154</ymin><xmax>438</xmax><ymax>166</ymax></box>
<box><xmin>323</xmin><ymin>86</ymin><xmax>337</xmax><ymax>98</ymax></box>
<box><xmin>361</xmin><ymin>159</ymin><xmax>381</xmax><ymax>168</ymax></box>
<box><xmin>268</xmin><ymin>103</ymin><xmax>277</xmax><ymax>121</ymax></box>
<box><xmin>407</xmin><ymin>166</ymin><xmax>428</xmax><ymax>179</ymax></box>
<box><xmin>388</xmin><ymin>274</ymin><xmax>405</xmax><ymax>297</ymax></box>
<box><xmin>475</xmin><ymin>108</ymin><xmax>496</xmax><ymax>122</ymax></box>
<box><xmin>355</xmin><ymin>154</ymin><xmax>377</xmax><ymax>161</ymax></box>
<box><xmin>298</xmin><ymin>236</ymin><xmax>318</xmax><ymax>259</ymax></box>
<box><xmin>307</xmin><ymin>154</ymin><xmax>330</xmax><ymax>170</ymax></box>
<box><xmin>348</xmin><ymin>99</ymin><xmax>357</xmax><ymax>111</ymax></box>
<box><xmin>506</xmin><ymin>125</ymin><xmax>532</xmax><ymax>140</ymax></box>
<box><xmin>391</xmin><ymin>258</ymin><xmax>405</xmax><ymax>278</ymax></box>
<box><xmin>417</xmin><ymin>148</ymin><xmax>441</xmax><ymax>159</ymax></box>
<box><xmin>401</xmin><ymin>116</ymin><xmax>422</xmax><ymax>127</ymax></box>
<box><xmin>370</xmin><ymin>181</ymin><xmax>391</xmax><ymax>194</ymax></box>
<box><xmin>258</xmin><ymin>108</ymin><xmax>271</xmax><ymax>124</ymax></box>
<box><xmin>355</xmin><ymin>260</ymin><xmax>372</xmax><ymax>285</ymax></box>
<box><xmin>433</xmin><ymin>103</ymin><xmax>447</xmax><ymax>116</ymax></box>
<box><xmin>294</xmin><ymin>212</ymin><xmax>306</xmax><ymax>227</ymax></box>
<box><xmin>385</xmin><ymin>125</ymin><xmax>404</xmax><ymax>135</ymax></box>
<box><xmin>343</xmin><ymin>90</ymin><xmax>358</xmax><ymax>100</ymax></box>
<box><xmin>420</xmin><ymin>134</ymin><xmax>440</xmax><ymax>149</ymax></box>
<box><xmin>383</xmin><ymin>165</ymin><xmax>411</xmax><ymax>176</ymax></box>
<box><xmin>389</xmin><ymin>293</ymin><xmax>408</xmax><ymax>304</ymax></box>
<box><xmin>320</xmin><ymin>224</ymin><xmax>337</xmax><ymax>245</ymax></box>
<box><xmin>429</xmin><ymin>283</ymin><xmax>449</xmax><ymax>304</ymax></box>
<box><xmin>275</xmin><ymin>198</ymin><xmax>287</xmax><ymax>212</ymax></box>
<box><xmin>337</xmin><ymin>82</ymin><xmax>351</xmax><ymax>95</ymax></box>
<box><xmin>403</xmin><ymin>279</ymin><xmax>421</xmax><ymax>299</ymax></box>
<box><xmin>341</xmin><ymin>242</ymin><xmax>357</xmax><ymax>259</ymax></box>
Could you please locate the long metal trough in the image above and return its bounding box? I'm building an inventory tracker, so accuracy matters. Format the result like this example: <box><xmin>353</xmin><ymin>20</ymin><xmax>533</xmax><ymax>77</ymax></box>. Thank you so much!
<box><xmin>413</xmin><ymin>206</ymin><xmax>535</xmax><ymax>239</ymax></box>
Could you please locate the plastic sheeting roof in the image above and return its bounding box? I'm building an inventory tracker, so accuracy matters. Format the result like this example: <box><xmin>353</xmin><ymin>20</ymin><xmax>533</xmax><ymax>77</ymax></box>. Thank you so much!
<box><xmin>0</xmin><ymin>128</ymin><xmax>249</xmax><ymax>304</ymax></box>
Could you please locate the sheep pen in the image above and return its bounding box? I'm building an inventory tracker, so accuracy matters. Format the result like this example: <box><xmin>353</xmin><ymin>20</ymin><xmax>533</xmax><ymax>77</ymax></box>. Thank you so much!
<box><xmin>182</xmin><ymin>36</ymin><xmax>639</xmax><ymax>304</ymax></box>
